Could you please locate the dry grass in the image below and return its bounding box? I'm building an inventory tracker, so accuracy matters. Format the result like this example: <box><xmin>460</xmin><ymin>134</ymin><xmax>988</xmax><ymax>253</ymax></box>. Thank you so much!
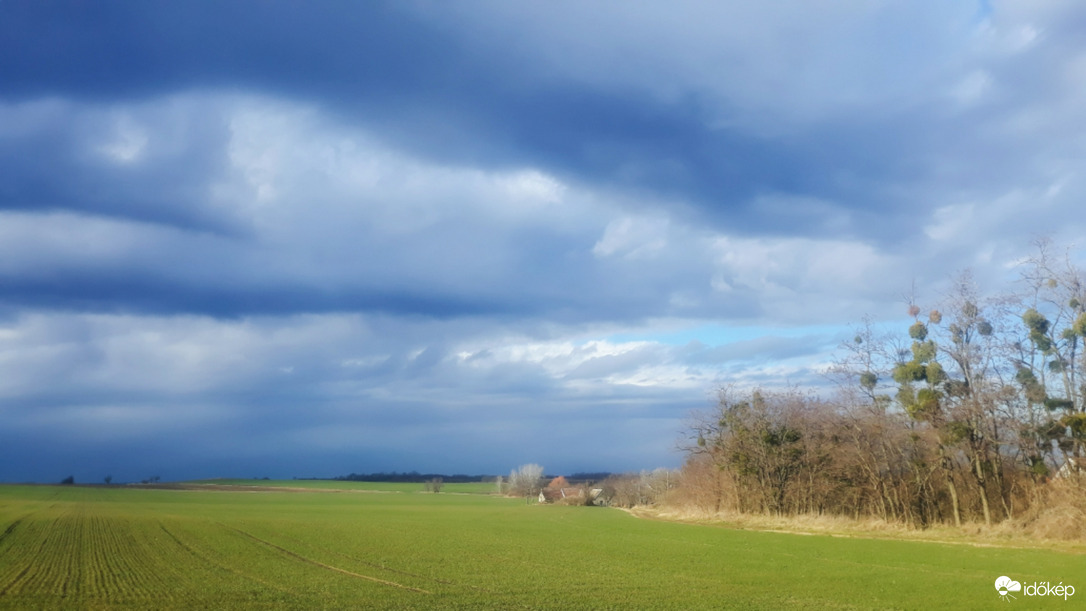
<box><xmin>632</xmin><ymin>500</ymin><xmax>1086</xmax><ymax>553</ymax></box>
<box><xmin>1012</xmin><ymin>478</ymin><xmax>1086</xmax><ymax>541</ymax></box>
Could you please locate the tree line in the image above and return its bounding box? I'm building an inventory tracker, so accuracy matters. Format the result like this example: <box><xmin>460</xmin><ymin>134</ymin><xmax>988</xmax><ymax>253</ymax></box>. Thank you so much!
<box><xmin>678</xmin><ymin>241</ymin><xmax>1086</xmax><ymax>530</ymax></box>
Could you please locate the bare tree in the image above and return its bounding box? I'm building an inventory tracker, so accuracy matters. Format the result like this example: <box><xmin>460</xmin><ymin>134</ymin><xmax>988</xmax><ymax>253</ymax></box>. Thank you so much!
<box><xmin>423</xmin><ymin>477</ymin><xmax>443</xmax><ymax>493</ymax></box>
<box><xmin>508</xmin><ymin>463</ymin><xmax>544</xmax><ymax>497</ymax></box>
<box><xmin>1019</xmin><ymin>240</ymin><xmax>1086</xmax><ymax>461</ymax></box>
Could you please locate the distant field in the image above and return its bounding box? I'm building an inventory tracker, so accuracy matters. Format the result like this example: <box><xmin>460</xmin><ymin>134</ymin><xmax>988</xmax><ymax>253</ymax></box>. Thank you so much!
<box><xmin>0</xmin><ymin>483</ymin><xmax>1082</xmax><ymax>609</ymax></box>
<box><xmin>186</xmin><ymin>479</ymin><xmax>499</xmax><ymax>494</ymax></box>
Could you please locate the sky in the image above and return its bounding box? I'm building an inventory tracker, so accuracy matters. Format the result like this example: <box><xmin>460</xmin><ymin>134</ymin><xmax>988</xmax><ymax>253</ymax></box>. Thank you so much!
<box><xmin>3</xmin><ymin>1</ymin><xmax>1086</xmax><ymax>483</ymax></box>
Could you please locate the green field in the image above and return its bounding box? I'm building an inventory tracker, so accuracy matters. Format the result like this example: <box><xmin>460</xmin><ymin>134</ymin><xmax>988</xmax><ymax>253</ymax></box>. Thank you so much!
<box><xmin>186</xmin><ymin>479</ymin><xmax>500</xmax><ymax>494</ymax></box>
<box><xmin>0</xmin><ymin>483</ymin><xmax>1082</xmax><ymax>609</ymax></box>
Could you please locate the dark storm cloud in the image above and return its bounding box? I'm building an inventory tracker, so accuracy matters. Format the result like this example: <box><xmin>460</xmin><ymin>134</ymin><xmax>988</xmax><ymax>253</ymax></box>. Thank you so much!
<box><xmin>0</xmin><ymin>2</ymin><xmax>456</xmax><ymax>100</ymax></box>
<box><xmin>0</xmin><ymin>98</ymin><xmax>235</xmax><ymax>233</ymax></box>
<box><xmin>0</xmin><ymin>271</ymin><xmax>521</xmax><ymax>318</ymax></box>
<box><xmin>1</xmin><ymin>1</ymin><xmax>929</xmax><ymax>243</ymax></box>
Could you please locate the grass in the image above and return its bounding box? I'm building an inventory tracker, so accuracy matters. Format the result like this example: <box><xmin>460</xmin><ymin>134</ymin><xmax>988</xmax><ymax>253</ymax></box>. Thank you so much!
<box><xmin>0</xmin><ymin>482</ymin><xmax>1083</xmax><ymax>609</ymax></box>
<box><xmin>638</xmin><ymin>505</ymin><xmax>1086</xmax><ymax>553</ymax></box>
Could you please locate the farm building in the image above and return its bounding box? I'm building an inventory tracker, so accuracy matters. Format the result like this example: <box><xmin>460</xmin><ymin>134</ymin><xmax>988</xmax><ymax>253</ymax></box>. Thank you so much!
<box><xmin>537</xmin><ymin>476</ymin><xmax>606</xmax><ymax>504</ymax></box>
<box><xmin>537</xmin><ymin>486</ymin><xmax>606</xmax><ymax>505</ymax></box>
<box><xmin>538</xmin><ymin>487</ymin><xmax>583</xmax><ymax>503</ymax></box>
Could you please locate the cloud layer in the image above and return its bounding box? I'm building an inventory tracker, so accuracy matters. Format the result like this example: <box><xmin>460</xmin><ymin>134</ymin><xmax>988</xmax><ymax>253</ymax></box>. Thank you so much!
<box><xmin>2</xmin><ymin>1</ymin><xmax>1086</xmax><ymax>481</ymax></box>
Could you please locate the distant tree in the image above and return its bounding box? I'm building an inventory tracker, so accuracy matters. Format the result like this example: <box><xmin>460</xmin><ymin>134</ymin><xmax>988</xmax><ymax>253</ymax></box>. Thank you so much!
<box><xmin>423</xmin><ymin>477</ymin><xmax>443</xmax><ymax>493</ymax></box>
<box><xmin>639</xmin><ymin>468</ymin><xmax>678</xmax><ymax>504</ymax></box>
<box><xmin>598</xmin><ymin>474</ymin><xmax>641</xmax><ymax>508</ymax></box>
<box><xmin>104</xmin><ymin>475</ymin><xmax>112</xmax><ymax>485</ymax></box>
<box><xmin>60</xmin><ymin>475</ymin><xmax>74</xmax><ymax>485</ymax></box>
<box><xmin>508</xmin><ymin>463</ymin><xmax>544</xmax><ymax>497</ymax></box>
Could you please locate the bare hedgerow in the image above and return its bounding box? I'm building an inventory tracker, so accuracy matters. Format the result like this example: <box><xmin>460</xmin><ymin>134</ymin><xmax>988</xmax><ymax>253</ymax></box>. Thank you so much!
<box><xmin>1014</xmin><ymin>477</ymin><xmax>1086</xmax><ymax>540</ymax></box>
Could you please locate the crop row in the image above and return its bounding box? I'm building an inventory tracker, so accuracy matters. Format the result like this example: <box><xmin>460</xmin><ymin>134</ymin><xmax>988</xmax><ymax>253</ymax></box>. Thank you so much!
<box><xmin>0</xmin><ymin>507</ymin><xmax>173</xmax><ymax>603</ymax></box>
<box><xmin>0</xmin><ymin>505</ymin><xmax>274</xmax><ymax>606</ymax></box>
<box><xmin>0</xmin><ymin>501</ymin><xmax>430</xmax><ymax>608</ymax></box>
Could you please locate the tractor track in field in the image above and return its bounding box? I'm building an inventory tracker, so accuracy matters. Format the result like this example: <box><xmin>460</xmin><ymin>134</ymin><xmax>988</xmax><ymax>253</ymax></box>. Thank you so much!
<box><xmin>0</xmin><ymin>564</ymin><xmax>32</xmax><ymax>598</ymax></box>
<box><xmin>0</xmin><ymin>512</ymin><xmax>40</xmax><ymax>597</ymax></box>
<box><xmin>0</xmin><ymin>518</ymin><xmax>37</xmax><ymax>601</ymax></box>
<box><xmin>238</xmin><ymin>529</ymin><xmax>541</xmax><ymax>609</ymax></box>
<box><xmin>270</xmin><ymin>530</ymin><xmax>499</xmax><ymax>593</ymax></box>
<box><xmin>157</xmin><ymin>523</ymin><xmax>292</xmax><ymax>594</ymax></box>
<box><xmin>0</xmin><ymin>515</ymin><xmax>28</xmax><ymax>546</ymax></box>
<box><xmin>224</xmin><ymin>525</ymin><xmax>433</xmax><ymax>595</ymax></box>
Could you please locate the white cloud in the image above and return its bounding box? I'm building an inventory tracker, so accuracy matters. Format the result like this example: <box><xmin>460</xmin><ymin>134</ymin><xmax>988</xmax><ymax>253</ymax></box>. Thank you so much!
<box><xmin>497</xmin><ymin>169</ymin><xmax>567</xmax><ymax>205</ymax></box>
<box><xmin>0</xmin><ymin>212</ymin><xmax>150</xmax><ymax>270</ymax></box>
<box><xmin>949</xmin><ymin>70</ymin><xmax>993</xmax><ymax>107</ymax></box>
<box><xmin>98</xmin><ymin>113</ymin><xmax>149</xmax><ymax>164</ymax></box>
<box><xmin>713</xmin><ymin>235</ymin><xmax>889</xmax><ymax>290</ymax></box>
<box><xmin>220</xmin><ymin>97</ymin><xmax>584</xmax><ymax>233</ymax></box>
<box><xmin>592</xmin><ymin>216</ymin><xmax>669</xmax><ymax>259</ymax></box>
<box><xmin>0</xmin><ymin>312</ymin><xmax>382</xmax><ymax>400</ymax></box>
<box><xmin>925</xmin><ymin>203</ymin><xmax>976</xmax><ymax>242</ymax></box>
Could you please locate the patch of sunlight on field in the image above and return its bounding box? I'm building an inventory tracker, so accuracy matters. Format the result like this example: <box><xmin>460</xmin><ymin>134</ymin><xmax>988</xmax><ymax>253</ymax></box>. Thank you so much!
<box><xmin>0</xmin><ymin>484</ymin><xmax>1082</xmax><ymax>609</ymax></box>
